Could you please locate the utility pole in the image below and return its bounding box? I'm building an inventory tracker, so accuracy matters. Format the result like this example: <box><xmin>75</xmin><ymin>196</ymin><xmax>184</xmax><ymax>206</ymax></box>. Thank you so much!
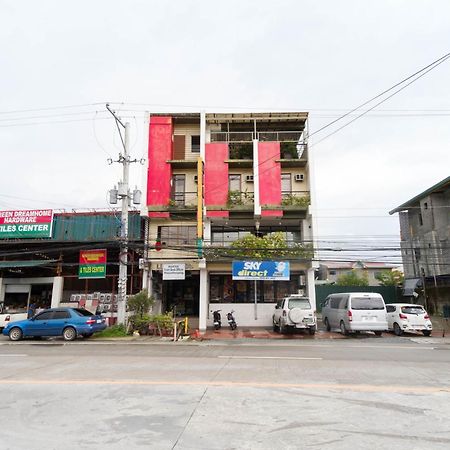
<box><xmin>106</xmin><ymin>104</ymin><xmax>141</xmax><ymax>325</ymax></box>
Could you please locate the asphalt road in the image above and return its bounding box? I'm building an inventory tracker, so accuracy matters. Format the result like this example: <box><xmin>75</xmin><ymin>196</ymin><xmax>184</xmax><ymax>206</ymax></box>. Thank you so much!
<box><xmin>1</xmin><ymin>337</ymin><xmax>450</xmax><ymax>449</ymax></box>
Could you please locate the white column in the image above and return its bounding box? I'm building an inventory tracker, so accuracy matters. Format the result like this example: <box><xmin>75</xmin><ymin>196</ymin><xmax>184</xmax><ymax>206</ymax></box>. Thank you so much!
<box><xmin>51</xmin><ymin>276</ymin><xmax>64</xmax><ymax>308</ymax></box>
<box><xmin>199</xmin><ymin>265</ymin><xmax>208</xmax><ymax>332</ymax></box>
<box><xmin>253</xmin><ymin>139</ymin><xmax>261</xmax><ymax>216</ymax></box>
<box><xmin>0</xmin><ymin>278</ymin><xmax>4</xmax><ymax>303</ymax></box>
<box><xmin>306</xmin><ymin>268</ymin><xmax>316</xmax><ymax>311</ymax></box>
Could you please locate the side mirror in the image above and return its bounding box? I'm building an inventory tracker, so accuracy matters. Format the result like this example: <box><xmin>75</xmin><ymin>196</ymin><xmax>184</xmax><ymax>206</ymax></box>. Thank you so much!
<box><xmin>275</xmin><ymin>305</ymin><xmax>279</xmax><ymax>309</ymax></box>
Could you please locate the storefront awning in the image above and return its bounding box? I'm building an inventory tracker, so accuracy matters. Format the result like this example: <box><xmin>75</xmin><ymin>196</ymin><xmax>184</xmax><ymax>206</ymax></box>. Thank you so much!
<box><xmin>403</xmin><ymin>278</ymin><xmax>421</xmax><ymax>296</ymax></box>
<box><xmin>0</xmin><ymin>260</ymin><xmax>57</xmax><ymax>268</ymax></box>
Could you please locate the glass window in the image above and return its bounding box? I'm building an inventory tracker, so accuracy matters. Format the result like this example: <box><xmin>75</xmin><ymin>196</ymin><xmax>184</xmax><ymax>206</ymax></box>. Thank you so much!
<box><xmin>159</xmin><ymin>226</ymin><xmax>197</xmax><ymax>246</ymax></box>
<box><xmin>350</xmin><ymin>297</ymin><xmax>385</xmax><ymax>310</ymax></box>
<box><xmin>281</xmin><ymin>173</ymin><xmax>291</xmax><ymax>194</ymax></box>
<box><xmin>330</xmin><ymin>297</ymin><xmax>341</xmax><ymax>309</ymax></box>
<box><xmin>34</xmin><ymin>311</ymin><xmax>53</xmax><ymax>320</ymax></box>
<box><xmin>73</xmin><ymin>308</ymin><xmax>94</xmax><ymax>317</ymax></box>
<box><xmin>386</xmin><ymin>305</ymin><xmax>395</xmax><ymax>313</ymax></box>
<box><xmin>287</xmin><ymin>297</ymin><xmax>311</xmax><ymax>309</ymax></box>
<box><xmin>171</xmin><ymin>174</ymin><xmax>185</xmax><ymax>205</ymax></box>
<box><xmin>401</xmin><ymin>306</ymin><xmax>425</xmax><ymax>315</ymax></box>
<box><xmin>229</xmin><ymin>174</ymin><xmax>241</xmax><ymax>192</ymax></box>
<box><xmin>53</xmin><ymin>310</ymin><xmax>71</xmax><ymax>319</ymax></box>
<box><xmin>191</xmin><ymin>135</ymin><xmax>200</xmax><ymax>153</ymax></box>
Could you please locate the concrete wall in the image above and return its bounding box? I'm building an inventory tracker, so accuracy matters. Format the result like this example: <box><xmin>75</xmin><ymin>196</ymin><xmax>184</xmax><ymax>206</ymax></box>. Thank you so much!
<box><xmin>207</xmin><ymin>302</ymin><xmax>276</xmax><ymax>328</ymax></box>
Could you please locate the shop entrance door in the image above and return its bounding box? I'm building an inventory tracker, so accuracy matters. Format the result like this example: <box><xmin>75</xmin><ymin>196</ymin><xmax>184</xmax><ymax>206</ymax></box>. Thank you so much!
<box><xmin>164</xmin><ymin>275</ymin><xmax>199</xmax><ymax>317</ymax></box>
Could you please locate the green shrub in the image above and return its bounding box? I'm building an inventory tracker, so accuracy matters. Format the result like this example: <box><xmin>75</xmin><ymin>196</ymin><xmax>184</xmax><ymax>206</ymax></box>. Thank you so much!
<box><xmin>94</xmin><ymin>324</ymin><xmax>128</xmax><ymax>338</ymax></box>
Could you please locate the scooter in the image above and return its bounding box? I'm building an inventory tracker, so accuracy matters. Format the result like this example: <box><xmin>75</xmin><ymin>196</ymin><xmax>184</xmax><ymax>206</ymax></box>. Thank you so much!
<box><xmin>211</xmin><ymin>309</ymin><xmax>222</xmax><ymax>330</ymax></box>
<box><xmin>227</xmin><ymin>310</ymin><xmax>237</xmax><ymax>330</ymax></box>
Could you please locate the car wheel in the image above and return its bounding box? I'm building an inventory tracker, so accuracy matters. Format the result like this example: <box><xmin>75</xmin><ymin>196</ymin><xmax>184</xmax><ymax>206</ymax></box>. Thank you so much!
<box><xmin>393</xmin><ymin>323</ymin><xmax>403</xmax><ymax>336</ymax></box>
<box><xmin>308</xmin><ymin>326</ymin><xmax>316</xmax><ymax>336</ymax></box>
<box><xmin>423</xmin><ymin>330</ymin><xmax>431</xmax><ymax>337</ymax></box>
<box><xmin>63</xmin><ymin>327</ymin><xmax>77</xmax><ymax>341</ymax></box>
<box><xmin>9</xmin><ymin>327</ymin><xmax>23</xmax><ymax>341</ymax></box>
<box><xmin>272</xmin><ymin>320</ymin><xmax>279</xmax><ymax>332</ymax></box>
<box><xmin>324</xmin><ymin>318</ymin><xmax>331</xmax><ymax>332</ymax></box>
<box><xmin>340</xmin><ymin>321</ymin><xmax>348</xmax><ymax>336</ymax></box>
<box><xmin>82</xmin><ymin>333</ymin><xmax>93</xmax><ymax>338</ymax></box>
<box><xmin>374</xmin><ymin>331</ymin><xmax>382</xmax><ymax>336</ymax></box>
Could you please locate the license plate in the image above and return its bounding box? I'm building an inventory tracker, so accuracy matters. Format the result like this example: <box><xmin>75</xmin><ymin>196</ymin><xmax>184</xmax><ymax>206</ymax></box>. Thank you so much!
<box><xmin>96</xmin><ymin>319</ymin><xmax>102</xmax><ymax>323</ymax></box>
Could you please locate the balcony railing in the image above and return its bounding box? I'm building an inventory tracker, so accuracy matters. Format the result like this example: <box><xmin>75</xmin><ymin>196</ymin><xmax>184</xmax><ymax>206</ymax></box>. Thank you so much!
<box><xmin>170</xmin><ymin>192</ymin><xmax>198</xmax><ymax>208</ymax></box>
<box><xmin>227</xmin><ymin>191</ymin><xmax>254</xmax><ymax>207</ymax></box>
<box><xmin>281</xmin><ymin>191</ymin><xmax>310</xmax><ymax>207</ymax></box>
<box><xmin>211</xmin><ymin>130</ymin><xmax>305</xmax><ymax>143</ymax></box>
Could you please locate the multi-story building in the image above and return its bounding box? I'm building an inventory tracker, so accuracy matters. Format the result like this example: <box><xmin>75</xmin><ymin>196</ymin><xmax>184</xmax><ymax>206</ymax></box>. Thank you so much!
<box><xmin>141</xmin><ymin>112</ymin><xmax>316</xmax><ymax>331</ymax></box>
<box><xmin>389</xmin><ymin>176</ymin><xmax>450</xmax><ymax>308</ymax></box>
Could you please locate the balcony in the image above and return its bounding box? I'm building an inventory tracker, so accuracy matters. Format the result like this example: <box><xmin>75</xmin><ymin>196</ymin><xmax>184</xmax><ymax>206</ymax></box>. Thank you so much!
<box><xmin>227</xmin><ymin>191</ymin><xmax>254</xmax><ymax>210</ymax></box>
<box><xmin>169</xmin><ymin>192</ymin><xmax>198</xmax><ymax>209</ymax></box>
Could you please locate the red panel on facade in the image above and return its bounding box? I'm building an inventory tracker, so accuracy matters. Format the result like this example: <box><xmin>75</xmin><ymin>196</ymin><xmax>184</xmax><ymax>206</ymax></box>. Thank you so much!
<box><xmin>205</xmin><ymin>143</ymin><xmax>229</xmax><ymax>218</ymax></box>
<box><xmin>258</xmin><ymin>142</ymin><xmax>282</xmax><ymax>215</ymax></box>
<box><xmin>149</xmin><ymin>212</ymin><xmax>170</xmax><ymax>218</ymax></box>
<box><xmin>147</xmin><ymin>116</ymin><xmax>173</xmax><ymax>208</ymax></box>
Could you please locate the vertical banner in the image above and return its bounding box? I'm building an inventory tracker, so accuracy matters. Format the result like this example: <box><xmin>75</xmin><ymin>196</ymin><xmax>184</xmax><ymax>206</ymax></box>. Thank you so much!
<box><xmin>79</xmin><ymin>249</ymin><xmax>107</xmax><ymax>279</ymax></box>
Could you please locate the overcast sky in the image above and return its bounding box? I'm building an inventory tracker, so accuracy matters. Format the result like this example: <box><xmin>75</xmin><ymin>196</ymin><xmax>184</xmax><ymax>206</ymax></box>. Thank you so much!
<box><xmin>1</xmin><ymin>0</ymin><xmax>449</xmax><ymax>264</ymax></box>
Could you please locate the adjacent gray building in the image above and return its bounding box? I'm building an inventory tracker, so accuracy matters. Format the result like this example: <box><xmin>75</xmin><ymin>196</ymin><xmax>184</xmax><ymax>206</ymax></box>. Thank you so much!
<box><xmin>390</xmin><ymin>176</ymin><xmax>450</xmax><ymax>310</ymax></box>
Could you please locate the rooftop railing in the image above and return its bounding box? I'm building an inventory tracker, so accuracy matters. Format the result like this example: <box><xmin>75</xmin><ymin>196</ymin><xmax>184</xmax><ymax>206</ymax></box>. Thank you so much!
<box><xmin>210</xmin><ymin>130</ymin><xmax>305</xmax><ymax>143</ymax></box>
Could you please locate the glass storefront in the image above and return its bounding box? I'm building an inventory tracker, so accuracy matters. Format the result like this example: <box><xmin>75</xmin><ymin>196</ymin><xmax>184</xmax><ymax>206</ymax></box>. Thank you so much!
<box><xmin>209</xmin><ymin>273</ymin><xmax>303</xmax><ymax>303</ymax></box>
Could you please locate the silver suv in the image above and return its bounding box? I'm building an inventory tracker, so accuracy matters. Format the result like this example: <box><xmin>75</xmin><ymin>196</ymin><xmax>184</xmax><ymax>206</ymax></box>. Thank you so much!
<box><xmin>272</xmin><ymin>294</ymin><xmax>316</xmax><ymax>335</ymax></box>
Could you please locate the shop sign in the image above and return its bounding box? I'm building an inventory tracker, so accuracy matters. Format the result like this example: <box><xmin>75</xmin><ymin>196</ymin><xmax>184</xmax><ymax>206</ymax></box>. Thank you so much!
<box><xmin>0</xmin><ymin>209</ymin><xmax>53</xmax><ymax>239</ymax></box>
<box><xmin>163</xmin><ymin>263</ymin><xmax>185</xmax><ymax>280</ymax></box>
<box><xmin>79</xmin><ymin>249</ymin><xmax>107</xmax><ymax>279</ymax></box>
<box><xmin>232</xmin><ymin>261</ymin><xmax>290</xmax><ymax>281</ymax></box>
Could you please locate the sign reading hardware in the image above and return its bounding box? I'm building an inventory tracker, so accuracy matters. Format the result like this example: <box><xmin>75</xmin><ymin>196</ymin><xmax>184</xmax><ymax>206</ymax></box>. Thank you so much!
<box><xmin>79</xmin><ymin>249</ymin><xmax>107</xmax><ymax>279</ymax></box>
<box><xmin>163</xmin><ymin>263</ymin><xmax>185</xmax><ymax>280</ymax></box>
<box><xmin>232</xmin><ymin>261</ymin><xmax>290</xmax><ymax>280</ymax></box>
<box><xmin>0</xmin><ymin>209</ymin><xmax>53</xmax><ymax>239</ymax></box>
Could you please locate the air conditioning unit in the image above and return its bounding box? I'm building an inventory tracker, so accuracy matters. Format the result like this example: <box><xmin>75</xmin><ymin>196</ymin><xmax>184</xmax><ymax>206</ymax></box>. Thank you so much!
<box><xmin>246</xmin><ymin>175</ymin><xmax>254</xmax><ymax>182</ymax></box>
<box><xmin>194</xmin><ymin>175</ymin><xmax>198</xmax><ymax>183</ymax></box>
<box><xmin>295</xmin><ymin>174</ymin><xmax>304</xmax><ymax>182</ymax></box>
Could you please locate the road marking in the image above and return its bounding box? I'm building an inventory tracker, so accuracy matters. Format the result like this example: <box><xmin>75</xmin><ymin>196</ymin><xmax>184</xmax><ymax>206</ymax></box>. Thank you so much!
<box><xmin>0</xmin><ymin>379</ymin><xmax>448</xmax><ymax>393</ymax></box>
<box><xmin>0</xmin><ymin>354</ymin><xmax>27</xmax><ymax>357</ymax></box>
<box><xmin>218</xmin><ymin>356</ymin><xmax>322</xmax><ymax>360</ymax></box>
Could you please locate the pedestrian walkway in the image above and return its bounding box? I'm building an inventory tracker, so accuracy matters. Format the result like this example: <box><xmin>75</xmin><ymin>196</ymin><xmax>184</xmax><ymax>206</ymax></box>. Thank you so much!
<box><xmin>199</xmin><ymin>328</ymin><xmax>346</xmax><ymax>340</ymax></box>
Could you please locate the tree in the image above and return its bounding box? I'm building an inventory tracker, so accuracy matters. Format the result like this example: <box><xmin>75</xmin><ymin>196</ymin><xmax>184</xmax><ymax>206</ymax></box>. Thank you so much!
<box><xmin>336</xmin><ymin>270</ymin><xmax>369</xmax><ymax>286</ymax></box>
<box><xmin>127</xmin><ymin>289</ymin><xmax>154</xmax><ymax>318</ymax></box>
<box><xmin>375</xmin><ymin>270</ymin><xmax>404</xmax><ymax>286</ymax></box>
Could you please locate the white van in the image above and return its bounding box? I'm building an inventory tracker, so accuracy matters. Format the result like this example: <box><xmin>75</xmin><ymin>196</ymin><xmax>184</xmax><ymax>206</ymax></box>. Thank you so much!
<box><xmin>321</xmin><ymin>292</ymin><xmax>388</xmax><ymax>335</ymax></box>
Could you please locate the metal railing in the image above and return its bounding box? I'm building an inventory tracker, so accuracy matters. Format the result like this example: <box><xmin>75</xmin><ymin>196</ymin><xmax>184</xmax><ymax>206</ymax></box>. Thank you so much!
<box><xmin>281</xmin><ymin>191</ymin><xmax>310</xmax><ymax>207</ymax></box>
<box><xmin>170</xmin><ymin>192</ymin><xmax>198</xmax><ymax>207</ymax></box>
<box><xmin>210</xmin><ymin>130</ymin><xmax>305</xmax><ymax>143</ymax></box>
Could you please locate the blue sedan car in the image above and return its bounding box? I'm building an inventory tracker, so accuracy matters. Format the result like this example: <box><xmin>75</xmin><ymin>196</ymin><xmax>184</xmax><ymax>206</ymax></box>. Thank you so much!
<box><xmin>2</xmin><ymin>307</ymin><xmax>107</xmax><ymax>341</ymax></box>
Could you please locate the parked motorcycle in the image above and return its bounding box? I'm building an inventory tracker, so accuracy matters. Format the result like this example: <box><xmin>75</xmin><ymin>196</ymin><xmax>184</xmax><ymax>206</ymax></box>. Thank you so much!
<box><xmin>227</xmin><ymin>310</ymin><xmax>237</xmax><ymax>330</ymax></box>
<box><xmin>211</xmin><ymin>309</ymin><xmax>222</xmax><ymax>330</ymax></box>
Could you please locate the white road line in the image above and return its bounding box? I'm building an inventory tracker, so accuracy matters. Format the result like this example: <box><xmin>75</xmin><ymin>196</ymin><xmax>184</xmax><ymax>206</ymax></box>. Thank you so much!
<box><xmin>218</xmin><ymin>356</ymin><xmax>322</xmax><ymax>360</ymax></box>
<box><xmin>0</xmin><ymin>354</ymin><xmax>28</xmax><ymax>357</ymax></box>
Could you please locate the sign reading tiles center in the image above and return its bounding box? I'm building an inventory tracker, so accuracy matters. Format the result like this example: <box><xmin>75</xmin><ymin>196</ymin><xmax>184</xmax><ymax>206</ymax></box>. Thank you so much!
<box><xmin>0</xmin><ymin>209</ymin><xmax>53</xmax><ymax>239</ymax></box>
<box><xmin>163</xmin><ymin>263</ymin><xmax>186</xmax><ymax>280</ymax></box>
<box><xmin>232</xmin><ymin>261</ymin><xmax>290</xmax><ymax>281</ymax></box>
<box><xmin>79</xmin><ymin>249</ymin><xmax>107</xmax><ymax>279</ymax></box>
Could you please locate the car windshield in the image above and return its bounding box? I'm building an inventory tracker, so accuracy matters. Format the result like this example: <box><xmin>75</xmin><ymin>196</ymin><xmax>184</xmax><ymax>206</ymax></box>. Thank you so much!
<box><xmin>351</xmin><ymin>297</ymin><xmax>385</xmax><ymax>310</ymax></box>
<box><xmin>73</xmin><ymin>308</ymin><xmax>94</xmax><ymax>317</ymax></box>
<box><xmin>401</xmin><ymin>306</ymin><xmax>425</xmax><ymax>315</ymax></box>
<box><xmin>288</xmin><ymin>298</ymin><xmax>311</xmax><ymax>309</ymax></box>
